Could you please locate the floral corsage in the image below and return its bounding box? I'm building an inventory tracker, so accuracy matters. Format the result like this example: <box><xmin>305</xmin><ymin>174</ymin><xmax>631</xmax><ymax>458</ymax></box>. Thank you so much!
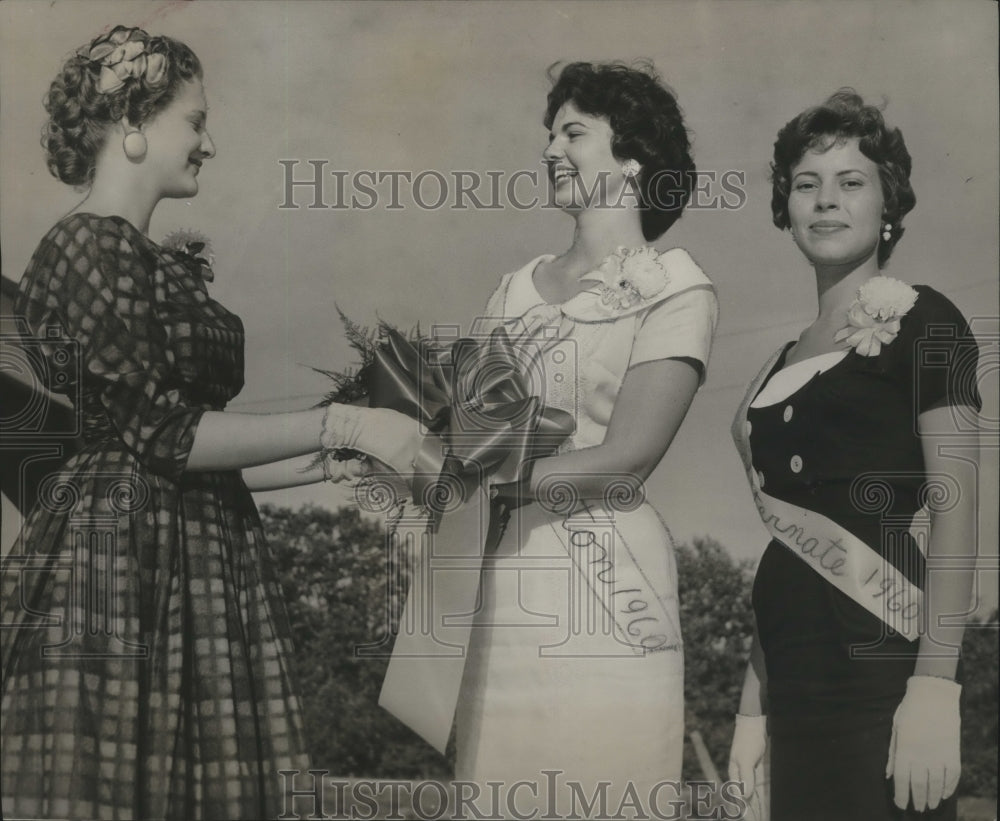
<box><xmin>834</xmin><ymin>276</ymin><xmax>918</xmax><ymax>357</ymax></box>
<box><xmin>596</xmin><ymin>246</ymin><xmax>670</xmax><ymax>311</ymax></box>
<box><xmin>162</xmin><ymin>229</ymin><xmax>215</xmax><ymax>282</ymax></box>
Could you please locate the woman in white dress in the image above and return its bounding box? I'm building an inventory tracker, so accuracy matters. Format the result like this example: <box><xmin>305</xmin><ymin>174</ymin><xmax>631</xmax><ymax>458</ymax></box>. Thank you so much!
<box><xmin>320</xmin><ymin>60</ymin><xmax>718</xmax><ymax>816</ymax></box>
<box><xmin>451</xmin><ymin>61</ymin><xmax>718</xmax><ymax>814</ymax></box>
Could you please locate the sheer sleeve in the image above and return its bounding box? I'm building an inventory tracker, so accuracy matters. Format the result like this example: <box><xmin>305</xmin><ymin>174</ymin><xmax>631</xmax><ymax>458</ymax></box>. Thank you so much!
<box><xmin>16</xmin><ymin>216</ymin><xmax>204</xmax><ymax>481</ymax></box>
<box><xmin>900</xmin><ymin>285</ymin><xmax>982</xmax><ymax>414</ymax></box>
<box><xmin>628</xmin><ymin>286</ymin><xmax>719</xmax><ymax>382</ymax></box>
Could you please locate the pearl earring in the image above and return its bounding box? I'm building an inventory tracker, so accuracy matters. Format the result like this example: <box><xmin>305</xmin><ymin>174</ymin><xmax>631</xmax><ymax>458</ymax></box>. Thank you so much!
<box><xmin>882</xmin><ymin>222</ymin><xmax>892</xmax><ymax>242</ymax></box>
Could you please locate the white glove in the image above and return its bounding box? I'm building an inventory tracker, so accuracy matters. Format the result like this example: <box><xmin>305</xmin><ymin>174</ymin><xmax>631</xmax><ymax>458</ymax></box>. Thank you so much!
<box><xmin>886</xmin><ymin>675</ymin><xmax>962</xmax><ymax>812</ymax></box>
<box><xmin>728</xmin><ymin>713</ymin><xmax>767</xmax><ymax>821</ymax></box>
<box><xmin>321</xmin><ymin>405</ymin><xmax>420</xmax><ymax>478</ymax></box>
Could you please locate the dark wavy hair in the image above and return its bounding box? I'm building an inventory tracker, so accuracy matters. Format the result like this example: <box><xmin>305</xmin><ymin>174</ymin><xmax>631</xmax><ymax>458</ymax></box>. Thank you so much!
<box><xmin>544</xmin><ymin>61</ymin><xmax>695</xmax><ymax>241</ymax></box>
<box><xmin>42</xmin><ymin>25</ymin><xmax>203</xmax><ymax>187</ymax></box>
<box><xmin>771</xmin><ymin>89</ymin><xmax>915</xmax><ymax>268</ymax></box>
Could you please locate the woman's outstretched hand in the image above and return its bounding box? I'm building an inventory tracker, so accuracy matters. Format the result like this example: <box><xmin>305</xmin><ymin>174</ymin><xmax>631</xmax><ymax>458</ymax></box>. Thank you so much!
<box><xmin>323</xmin><ymin>455</ymin><xmax>372</xmax><ymax>485</ymax></box>
<box><xmin>321</xmin><ymin>405</ymin><xmax>421</xmax><ymax>478</ymax></box>
<box><xmin>885</xmin><ymin>675</ymin><xmax>962</xmax><ymax>812</ymax></box>
<box><xmin>728</xmin><ymin>713</ymin><xmax>767</xmax><ymax>820</ymax></box>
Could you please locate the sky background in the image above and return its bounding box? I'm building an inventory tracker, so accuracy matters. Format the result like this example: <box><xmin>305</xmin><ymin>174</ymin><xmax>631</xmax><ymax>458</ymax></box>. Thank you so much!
<box><xmin>2</xmin><ymin>0</ymin><xmax>997</xmax><ymax>612</ymax></box>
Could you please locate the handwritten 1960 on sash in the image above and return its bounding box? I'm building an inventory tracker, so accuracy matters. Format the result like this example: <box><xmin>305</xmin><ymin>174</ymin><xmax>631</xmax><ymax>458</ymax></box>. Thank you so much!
<box><xmin>557</xmin><ymin>505</ymin><xmax>683</xmax><ymax>656</ymax></box>
<box><xmin>752</xmin><ymin>487</ymin><xmax>923</xmax><ymax>641</ymax></box>
<box><xmin>731</xmin><ymin>346</ymin><xmax>924</xmax><ymax>643</ymax></box>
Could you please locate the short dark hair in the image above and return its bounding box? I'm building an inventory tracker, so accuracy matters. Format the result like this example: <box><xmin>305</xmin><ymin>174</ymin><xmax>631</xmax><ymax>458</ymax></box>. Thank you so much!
<box><xmin>42</xmin><ymin>25</ymin><xmax>203</xmax><ymax>187</ymax></box>
<box><xmin>544</xmin><ymin>61</ymin><xmax>695</xmax><ymax>241</ymax></box>
<box><xmin>770</xmin><ymin>89</ymin><xmax>915</xmax><ymax>267</ymax></box>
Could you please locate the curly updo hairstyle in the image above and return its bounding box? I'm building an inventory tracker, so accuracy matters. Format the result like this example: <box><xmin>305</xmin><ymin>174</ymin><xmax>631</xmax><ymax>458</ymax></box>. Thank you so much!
<box><xmin>770</xmin><ymin>89</ymin><xmax>915</xmax><ymax>268</ymax></box>
<box><xmin>42</xmin><ymin>25</ymin><xmax>203</xmax><ymax>187</ymax></box>
<box><xmin>544</xmin><ymin>61</ymin><xmax>695</xmax><ymax>241</ymax></box>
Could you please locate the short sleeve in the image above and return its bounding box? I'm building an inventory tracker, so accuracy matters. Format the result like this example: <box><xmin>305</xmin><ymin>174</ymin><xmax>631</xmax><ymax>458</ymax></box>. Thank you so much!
<box><xmin>902</xmin><ymin>286</ymin><xmax>982</xmax><ymax>414</ymax></box>
<box><xmin>16</xmin><ymin>216</ymin><xmax>204</xmax><ymax>481</ymax></box>
<box><xmin>628</xmin><ymin>286</ymin><xmax>719</xmax><ymax>381</ymax></box>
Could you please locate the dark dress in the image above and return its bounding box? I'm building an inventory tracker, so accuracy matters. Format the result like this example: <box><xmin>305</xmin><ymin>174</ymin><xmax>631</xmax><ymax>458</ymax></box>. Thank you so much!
<box><xmin>744</xmin><ymin>286</ymin><xmax>981</xmax><ymax>821</ymax></box>
<box><xmin>1</xmin><ymin>214</ymin><xmax>309</xmax><ymax>820</ymax></box>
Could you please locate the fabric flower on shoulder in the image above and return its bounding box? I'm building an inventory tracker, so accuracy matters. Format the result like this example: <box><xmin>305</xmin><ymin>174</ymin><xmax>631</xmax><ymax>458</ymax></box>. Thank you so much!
<box><xmin>162</xmin><ymin>229</ymin><xmax>216</xmax><ymax>282</ymax></box>
<box><xmin>561</xmin><ymin>246</ymin><xmax>711</xmax><ymax>323</ymax></box>
<box><xmin>596</xmin><ymin>246</ymin><xmax>670</xmax><ymax>311</ymax></box>
<box><xmin>835</xmin><ymin>276</ymin><xmax>918</xmax><ymax>357</ymax></box>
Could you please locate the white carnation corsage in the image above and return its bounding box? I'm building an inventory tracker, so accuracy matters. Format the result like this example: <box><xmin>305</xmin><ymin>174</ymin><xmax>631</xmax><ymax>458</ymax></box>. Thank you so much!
<box><xmin>834</xmin><ymin>276</ymin><xmax>918</xmax><ymax>357</ymax></box>
<box><xmin>596</xmin><ymin>246</ymin><xmax>670</xmax><ymax>311</ymax></box>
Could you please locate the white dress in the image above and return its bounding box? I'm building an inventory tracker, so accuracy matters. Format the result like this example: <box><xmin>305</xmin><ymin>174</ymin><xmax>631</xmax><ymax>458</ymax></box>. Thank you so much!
<box><xmin>453</xmin><ymin>249</ymin><xmax>718</xmax><ymax>816</ymax></box>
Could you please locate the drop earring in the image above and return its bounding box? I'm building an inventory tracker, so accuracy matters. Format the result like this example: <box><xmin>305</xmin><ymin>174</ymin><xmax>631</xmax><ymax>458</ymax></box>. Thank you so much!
<box><xmin>122</xmin><ymin>120</ymin><xmax>147</xmax><ymax>161</ymax></box>
<box><xmin>882</xmin><ymin>222</ymin><xmax>892</xmax><ymax>242</ymax></box>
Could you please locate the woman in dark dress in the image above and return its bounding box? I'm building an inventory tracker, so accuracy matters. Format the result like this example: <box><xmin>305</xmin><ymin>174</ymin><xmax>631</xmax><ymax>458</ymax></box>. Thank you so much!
<box><xmin>0</xmin><ymin>26</ymin><xmax>411</xmax><ymax>820</ymax></box>
<box><xmin>727</xmin><ymin>91</ymin><xmax>982</xmax><ymax>821</ymax></box>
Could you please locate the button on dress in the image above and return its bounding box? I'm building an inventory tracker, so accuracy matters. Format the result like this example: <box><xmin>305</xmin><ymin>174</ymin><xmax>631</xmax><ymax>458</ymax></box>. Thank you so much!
<box><xmin>740</xmin><ymin>285</ymin><xmax>981</xmax><ymax>821</ymax></box>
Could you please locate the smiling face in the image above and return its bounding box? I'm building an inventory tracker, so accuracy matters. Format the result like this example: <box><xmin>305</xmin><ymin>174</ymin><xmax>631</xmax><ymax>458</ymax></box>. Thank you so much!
<box><xmin>141</xmin><ymin>79</ymin><xmax>215</xmax><ymax>199</ymax></box>
<box><xmin>542</xmin><ymin>101</ymin><xmax>632</xmax><ymax>212</ymax></box>
<box><xmin>787</xmin><ymin>136</ymin><xmax>885</xmax><ymax>269</ymax></box>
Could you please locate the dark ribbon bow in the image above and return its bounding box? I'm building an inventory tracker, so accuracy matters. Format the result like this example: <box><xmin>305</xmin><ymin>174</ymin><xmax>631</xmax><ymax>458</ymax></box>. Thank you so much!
<box><xmin>367</xmin><ymin>327</ymin><xmax>575</xmax><ymax>541</ymax></box>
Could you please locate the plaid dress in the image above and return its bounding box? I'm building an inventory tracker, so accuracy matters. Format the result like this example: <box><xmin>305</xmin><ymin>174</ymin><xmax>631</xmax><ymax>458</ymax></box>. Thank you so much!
<box><xmin>1</xmin><ymin>214</ymin><xmax>309</xmax><ymax>820</ymax></box>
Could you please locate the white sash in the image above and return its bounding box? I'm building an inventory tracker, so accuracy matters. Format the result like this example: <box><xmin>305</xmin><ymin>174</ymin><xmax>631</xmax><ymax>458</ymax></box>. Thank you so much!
<box><xmin>732</xmin><ymin>348</ymin><xmax>923</xmax><ymax>641</ymax></box>
<box><xmin>377</xmin><ymin>488</ymin><xmax>489</xmax><ymax>754</ymax></box>
<box><xmin>378</xmin><ymin>251</ymin><xmax>715</xmax><ymax>753</ymax></box>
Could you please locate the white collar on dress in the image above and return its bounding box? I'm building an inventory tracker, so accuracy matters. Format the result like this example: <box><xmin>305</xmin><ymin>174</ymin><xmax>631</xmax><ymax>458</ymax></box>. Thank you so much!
<box><xmin>507</xmin><ymin>248</ymin><xmax>714</xmax><ymax>324</ymax></box>
<box><xmin>749</xmin><ymin>349</ymin><xmax>848</xmax><ymax>408</ymax></box>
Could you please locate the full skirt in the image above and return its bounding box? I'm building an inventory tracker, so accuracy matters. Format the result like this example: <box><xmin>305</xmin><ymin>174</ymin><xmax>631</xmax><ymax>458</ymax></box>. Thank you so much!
<box><xmin>0</xmin><ymin>447</ymin><xmax>309</xmax><ymax>820</ymax></box>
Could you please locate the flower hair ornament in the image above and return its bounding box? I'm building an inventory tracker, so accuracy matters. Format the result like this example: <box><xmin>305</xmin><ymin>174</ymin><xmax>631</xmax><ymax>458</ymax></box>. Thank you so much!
<box><xmin>834</xmin><ymin>275</ymin><xmax>918</xmax><ymax>357</ymax></box>
<box><xmin>84</xmin><ymin>27</ymin><xmax>168</xmax><ymax>94</ymax></box>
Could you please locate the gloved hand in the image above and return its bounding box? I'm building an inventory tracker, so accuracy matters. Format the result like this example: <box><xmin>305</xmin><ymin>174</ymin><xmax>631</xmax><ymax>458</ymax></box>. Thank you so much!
<box><xmin>728</xmin><ymin>713</ymin><xmax>767</xmax><ymax>820</ymax></box>
<box><xmin>321</xmin><ymin>405</ymin><xmax>421</xmax><ymax>479</ymax></box>
<box><xmin>886</xmin><ymin>675</ymin><xmax>962</xmax><ymax>812</ymax></box>
<box><xmin>320</xmin><ymin>454</ymin><xmax>371</xmax><ymax>485</ymax></box>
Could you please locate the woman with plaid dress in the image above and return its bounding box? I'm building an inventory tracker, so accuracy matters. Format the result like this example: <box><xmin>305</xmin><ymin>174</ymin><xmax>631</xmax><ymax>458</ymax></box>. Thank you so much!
<box><xmin>0</xmin><ymin>26</ymin><xmax>378</xmax><ymax>820</ymax></box>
